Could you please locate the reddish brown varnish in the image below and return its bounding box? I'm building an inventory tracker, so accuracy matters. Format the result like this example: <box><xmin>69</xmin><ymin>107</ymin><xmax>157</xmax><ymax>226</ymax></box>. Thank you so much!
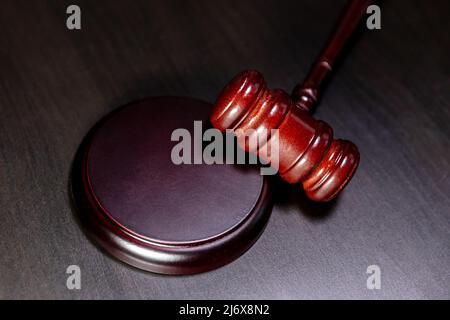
<box><xmin>210</xmin><ymin>70</ymin><xmax>359</xmax><ymax>202</ymax></box>
<box><xmin>210</xmin><ymin>0</ymin><xmax>371</xmax><ymax>202</ymax></box>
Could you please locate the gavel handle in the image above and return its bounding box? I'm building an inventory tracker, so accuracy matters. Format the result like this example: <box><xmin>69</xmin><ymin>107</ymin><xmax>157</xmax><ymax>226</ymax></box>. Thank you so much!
<box><xmin>292</xmin><ymin>0</ymin><xmax>374</xmax><ymax>112</ymax></box>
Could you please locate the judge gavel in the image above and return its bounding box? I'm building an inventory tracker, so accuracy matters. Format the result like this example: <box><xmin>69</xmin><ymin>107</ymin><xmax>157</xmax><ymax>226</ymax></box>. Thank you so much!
<box><xmin>211</xmin><ymin>0</ymin><xmax>372</xmax><ymax>201</ymax></box>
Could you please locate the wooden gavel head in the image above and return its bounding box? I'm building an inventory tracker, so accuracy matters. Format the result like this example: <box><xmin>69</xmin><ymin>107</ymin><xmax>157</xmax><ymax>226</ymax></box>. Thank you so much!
<box><xmin>210</xmin><ymin>70</ymin><xmax>360</xmax><ymax>202</ymax></box>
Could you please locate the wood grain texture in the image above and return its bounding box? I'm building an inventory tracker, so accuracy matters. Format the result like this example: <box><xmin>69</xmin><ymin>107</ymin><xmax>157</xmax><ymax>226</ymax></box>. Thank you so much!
<box><xmin>0</xmin><ymin>0</ymin><xmax>449</xmax><ymax>299</ymax></box>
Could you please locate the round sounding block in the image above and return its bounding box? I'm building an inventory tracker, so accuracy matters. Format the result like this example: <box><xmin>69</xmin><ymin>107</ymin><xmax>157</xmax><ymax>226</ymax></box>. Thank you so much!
<box><xmin>71</xmin><ymin>97</ymin><xmax>272</xmax><ymax>274</ymax></box>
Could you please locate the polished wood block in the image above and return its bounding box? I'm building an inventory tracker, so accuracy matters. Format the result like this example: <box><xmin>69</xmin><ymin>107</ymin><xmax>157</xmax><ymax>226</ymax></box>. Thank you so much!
<box><xmin>71</xmin><ymin>97</ymin><xmax>272</xmax><ymax>274</ymax></box>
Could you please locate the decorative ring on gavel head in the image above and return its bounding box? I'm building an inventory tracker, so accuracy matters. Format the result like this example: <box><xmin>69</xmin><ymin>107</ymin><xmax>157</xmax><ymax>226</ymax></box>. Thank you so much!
<box><xmin>210</xmin><ymin>70</ymin><xmax>360</xmax><ymax>202</ymax></box>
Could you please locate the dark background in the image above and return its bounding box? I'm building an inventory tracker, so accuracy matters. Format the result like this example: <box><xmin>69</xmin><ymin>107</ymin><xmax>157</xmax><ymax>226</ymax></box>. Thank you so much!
<box><xmin>0</xmin><ymin>0</ymin><xmax>449</xmax><ymax>299</ymax></box>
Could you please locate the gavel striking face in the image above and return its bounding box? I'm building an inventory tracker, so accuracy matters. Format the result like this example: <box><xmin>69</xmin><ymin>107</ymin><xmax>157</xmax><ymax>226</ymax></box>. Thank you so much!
<box><xmin>210</xmin><ymin>70</ymin><xmax>360</xmax><ymax>202</ymax></box>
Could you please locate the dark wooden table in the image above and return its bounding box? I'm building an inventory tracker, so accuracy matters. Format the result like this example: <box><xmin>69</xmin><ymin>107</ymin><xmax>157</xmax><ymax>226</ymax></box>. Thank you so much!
<box><xmin>0</xmin><ymin>0</ymin><xmax>449</xmax><ymax>299</ymax></box>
